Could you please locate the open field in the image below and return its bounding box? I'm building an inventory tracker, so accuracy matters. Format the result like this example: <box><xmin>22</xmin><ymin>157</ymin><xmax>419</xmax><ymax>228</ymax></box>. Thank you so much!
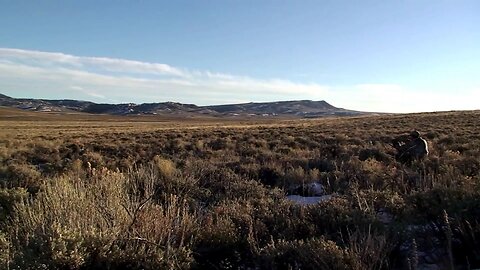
<box><xmin>1</xmin><ymin>110</ymin><xmax>479</xmax><ymax>269</ymax></box>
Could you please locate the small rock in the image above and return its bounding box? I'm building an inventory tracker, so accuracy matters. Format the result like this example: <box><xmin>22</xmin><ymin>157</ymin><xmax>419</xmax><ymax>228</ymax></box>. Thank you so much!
<box><xmin>289</xmin><ymin>182</ymin><xmax>325</xmax><ymax>196</ymax></box>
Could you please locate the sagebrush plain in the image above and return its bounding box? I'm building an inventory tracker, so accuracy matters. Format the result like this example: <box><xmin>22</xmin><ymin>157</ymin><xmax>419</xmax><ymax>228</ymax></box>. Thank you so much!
<box><xmin>1</xmin><ymin>108</ymin><xmax>479</xmax><ymax>269</ymax></box>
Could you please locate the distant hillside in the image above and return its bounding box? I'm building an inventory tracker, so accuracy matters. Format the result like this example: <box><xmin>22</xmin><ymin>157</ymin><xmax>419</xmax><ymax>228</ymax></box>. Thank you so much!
<box><xmin>0</xmin><ymin>93</ymin><xmax>368</xmax><ymax>118</ymax></box>
<box><xmin>0</xmin><ymin>94</ymin><xmax>94</xmax><ymax>112</ymax></box>
<box><xmin>206</xmin><ymin>100</ymin><xmax>362</xmax><ymax>117</ymax></box>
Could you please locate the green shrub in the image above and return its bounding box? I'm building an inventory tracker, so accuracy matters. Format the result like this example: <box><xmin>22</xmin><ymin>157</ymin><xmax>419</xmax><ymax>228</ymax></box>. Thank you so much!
<box><xmin>0</xmin><ymin>187</ymin><xmax>28</xmax><ymax>220</ymax></box>
<box><xmin>0</xmin><ymin>233</ymin><xmax>10</xmax><ymax>269</ymax></box>
<box><xmin>405</xmin><ymin>187</ymin><xmax>480</xmax><ymax>222</ymax></box>
<box><xmin>152</xmin><ymin>155</ymin><xmax>176</xmax><ymax>179</ymax></box>
<box><xmin>259</xmin><ymin>237</ymin><xmax>354</xmax><ymax>270</ymax></box>
<box><xmin>8</xmin><ymin>169</ymin><xmax>197</xmax><ymax>269</ymax></box>
<box><xmin>4</xmin><ymin>164</ymin><xmax>41</xmax><ymax>189</ymax></box>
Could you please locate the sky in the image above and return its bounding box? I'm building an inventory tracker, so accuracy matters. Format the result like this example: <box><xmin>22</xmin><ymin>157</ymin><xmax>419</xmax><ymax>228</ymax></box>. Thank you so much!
<box><xmin>0</xmin><ymin>0</ymin><xmax>479</xmax><ymax>113</ymax></box>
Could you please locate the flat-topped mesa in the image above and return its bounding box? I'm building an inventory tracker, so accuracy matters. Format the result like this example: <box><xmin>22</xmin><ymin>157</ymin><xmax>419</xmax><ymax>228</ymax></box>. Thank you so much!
<box><xmin>0</xmin><ymin>93</ymin><xmax>368</xmax><ymax>118</ymax></box>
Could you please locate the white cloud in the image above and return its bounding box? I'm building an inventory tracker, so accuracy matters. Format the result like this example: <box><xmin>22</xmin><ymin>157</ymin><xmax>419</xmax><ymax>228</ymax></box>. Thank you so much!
<box><xmin>86</xmin><ymin>92</ymin><xmax>106</xmax><ymax>99</ymax></box>
<box><xmin>0</xmin><ymin>47</ymin><xmax>477</xmax><ymax>112</ymax></box>
<box><xmin>328</xmin><ymin>84</ymin><xmax>479</xmax><ymax>113</ymax></box>
<box><xmin>0</xmin><ymin>48</ymin><xmax>185</xmax><ymax>77</ymax></box>
<box><xmin>0</xmin><ymin>48</ymin><xmax>330</xmax><ymax>105</ymax></box>
<box><xmin>70</xmin><ymin>86</ymin><xmax>106</xmax><ymax>100</ymax></box>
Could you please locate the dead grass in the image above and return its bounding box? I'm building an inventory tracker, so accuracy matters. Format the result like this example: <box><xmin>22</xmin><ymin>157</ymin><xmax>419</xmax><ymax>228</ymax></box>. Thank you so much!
<box><xmin>0</xmin><ymin>110</ymin><xmax>479</xmax><ymax>269</ymax></box>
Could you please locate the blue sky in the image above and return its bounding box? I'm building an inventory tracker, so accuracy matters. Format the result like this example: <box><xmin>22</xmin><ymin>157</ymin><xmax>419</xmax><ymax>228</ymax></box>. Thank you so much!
<box><xmin>0</xmin><ymin>0</ymin><xmax>479</xmax><ymax>112</ymax></box>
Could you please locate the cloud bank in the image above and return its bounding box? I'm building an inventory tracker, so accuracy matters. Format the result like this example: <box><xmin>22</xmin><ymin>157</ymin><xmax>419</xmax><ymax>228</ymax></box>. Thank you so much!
<box><xmin>0</xmin><ymin>48</ymin><xmax>478</xmax><ymax>113</ymax></box>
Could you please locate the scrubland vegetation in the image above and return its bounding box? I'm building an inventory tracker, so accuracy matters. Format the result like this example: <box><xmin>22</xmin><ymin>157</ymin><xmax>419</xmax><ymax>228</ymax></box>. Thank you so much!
<box><xmin>0</xmin><ymin>110</ymin><xmax>479</xmax><ymax>269</ymax></box>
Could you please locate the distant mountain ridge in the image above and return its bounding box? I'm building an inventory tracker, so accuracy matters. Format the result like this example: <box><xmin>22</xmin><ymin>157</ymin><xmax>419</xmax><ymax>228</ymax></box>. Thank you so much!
<box><xmin>205</xmin><ymin>100</ymin><xmax>352</xmax><ymax>117</ymax></box>
<box><xmin>0</xmin><ymin>93</ymin><xmax>368</xmax><ymax>118</ymax></box>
